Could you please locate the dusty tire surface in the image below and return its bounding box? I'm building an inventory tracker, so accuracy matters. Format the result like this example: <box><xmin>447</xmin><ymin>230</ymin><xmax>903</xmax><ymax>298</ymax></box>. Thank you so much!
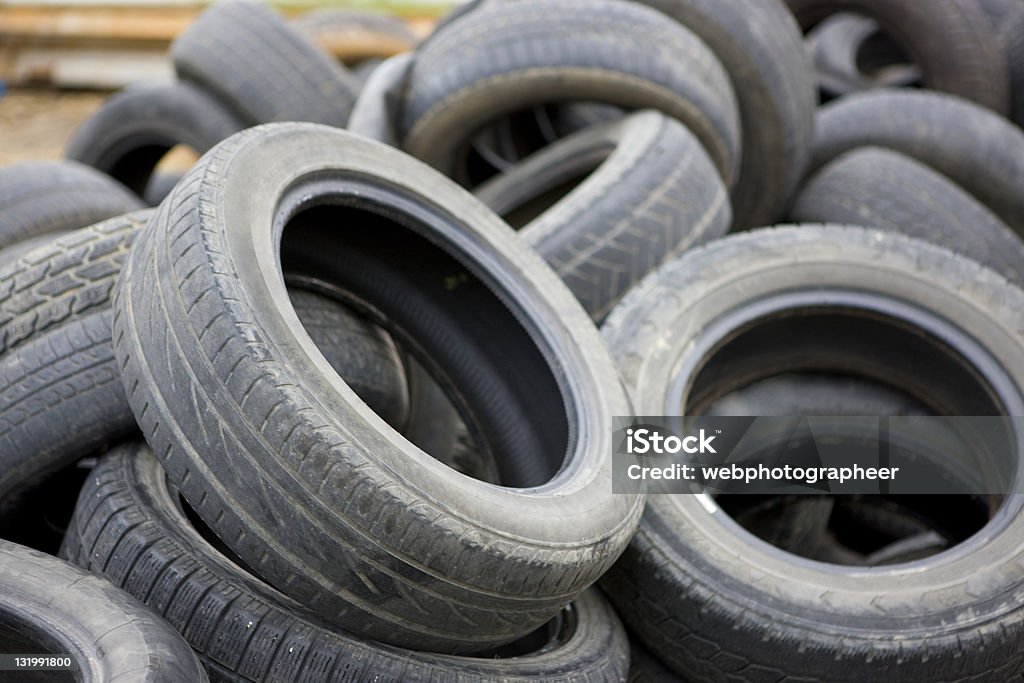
<box><xmin>784</xmin><ymin>0</ymin><xmax>1009</xmax><ymax>112</ymax></box>
<box><xmin>0</xmin><ymin>161</ymin><xmax>145</xmax><ymax>252</ymax></box>
<box><xmin>809</xmin><ymin>89</ymin><xmax>1024</xmax><ymax>236</ymax></box>
<box><xmin>65</xmin><ymin>81</ymin><xmax>245</xmax><ymax>197</ymax></box>
<box><xmin>0</xmin><ymin>538</ymin><xmax>208</xmax><ymax>682</ymax></box>
<box><xmin>397</xmin><ymin>0</ymin><xmax>741</xmax><ymax>188</ymax></box>
<box><xmin>171</xmin><ymin>0</ymin><xmax>359</xmax><ymax>126</ymax></box>
<box><xmin>62</xmin><ymin>443</ymin><xmax>631</xmax><ymax>683</ymax></box>
<box><xmin>113</xmin><ymin>122</ymin><xmax>641</xmax><ymax>653</ymax></box>
<box><xmin>601</xmin><ymin>226</ymin><xmax>1024</xmax><ymax>681</ymax></box>
<box><xmin>476</xmin><ymin>110</ymin><xmax>730</xmax><ymax>321</ymax></box>
<box><xmin>791</xmin><ymin>146</ymin><xmax>1024</xmax><ymax>287</ymax></box>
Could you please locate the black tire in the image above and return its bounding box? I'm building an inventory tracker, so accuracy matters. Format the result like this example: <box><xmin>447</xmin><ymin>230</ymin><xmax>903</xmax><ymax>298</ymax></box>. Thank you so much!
<box><xmin>791</xmin><ymin>147</ymin><xmax>1024</xmax><ymax>287</ymax></box>
<box><xmin>291</xmin><ymin>8</ymin><xmax>417</xmax><ymax>64</ymax></box>
<box><xmin>171</xmin><ymin>0</ymin><xmax>359</xmax><ymax>127</ymax></box>
<box><xmin>628</xmin><ymin>642</ymin><xmax>680</xmax><ymax>683</ymax></box>
<box><xmin>1005</xmin><ymin>8</ymin><xmax>1024</xmax><ymax>127</ymax></box>
<box><xmin>475</xmin><ymin>110</ymin><xmax>731</xmax><ymax>321</ymax></box>
<box><xmin>630</xmin><ymin>0</ymin><xmax>815</xmax><ymax>227</ymax></box>
<box><xmin>346</xmin><ymin>52</ymin><xmax>412</xmax><ymax>147</ymax></box>
<box><xmin>0</xmin><ymin>161</ymin><xmax>144</xmax><ymax>251</ymax></box>
<box><xmin>0</xmin><ymin>539</ymin><xmax>208</xmax><ymax>682</ymax></box>
<box><xmin>65</xmin><ymin>81</ymin><xmax>246</xmax><ymax>197</ymax></box>
<box><xmin>397</xmin><ymin>0</ymin><xmax>741</xmax><ymax>189</ymax></box>
<box><xmin>806</xmin><ymin>13</ymin><xmax>920</xmax><ymax>98</ymax></box>
<box><xmin>809</xmin><ymin>89</ymin><xmax>1024</xmax><ymax>236</ymax></box>
<box><xmin>784</xmin><ymin>0</ymin><xmax>1010</xmax><ymax>112</ymax></box>
<box><xmin>62</xmin><ymin>443</ymin><xmax>631</xmax><ymax>682</ymax></box>
<box><xmin>0</xmin><ymin>212</ymin><xmax>149</xmax><ymax>519</ymax></box>
<box><xmin>600</xmin><ymin>226</ymin><xmax>1024</xmax><ymax>681</ymax></box>
<box><xmin>113</xmin><ymin>123</ymin><xmax>641</xmax><ymax>652</ymax></box>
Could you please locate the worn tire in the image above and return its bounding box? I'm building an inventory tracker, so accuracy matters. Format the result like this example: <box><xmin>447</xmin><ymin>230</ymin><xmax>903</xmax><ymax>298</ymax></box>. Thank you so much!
<box><xmin>346</xmin><ymin>52</ymin><xmax>412</xmax><ymax>147</ymax></box>
<box><xmin>601</xmin><ymin>226</ymin><xmax>1024</xmax><ymax>681</ymax></box>
<box><xmin>784</xmin><ymin>0</ymin><xmax>1009</xmax><ymax>112</ymax></box>
<box><xmin>810</xmin><ymin>89</ymin><xmax>1024</xmax><ymax>236</ymax></box>
<box><xmin>791</xmin><ymin>147</ymin><xmax>1024</xmax><ymax>287</ymax></box>
<box><xmin>65</xmin><ymin>81</ymin><xmax>245</xmax><ymax>197</ymax></box>
<box><xmin>62</xmin><ymin>443</ymin><xmax>631</xmax><ymax>682</ymax></box>
<box><xmin>630</xmin><ymin>0</ymin><xmax>815</xmax><ymax>227</ymax></box>
<box><xmin>113</xmin><ymin>123</ymin><xmax>641</xmax><ymax>652</ymax></box>
<box><xmin>0</xmin><ymin>539</ymin><xmax>208</xmax><ymax>682</ymax></box>
<box><xmin>476</xmin><ymin>110</ymin><xmax>731</xmax><ymax>321</ymax></box>
<box><xmin>171</xmin><ymin>0</ymin><xmax>359</xmax><ymax>127</ymax></box>
<box><xmin>397</xmin><ymin>0</ymin><xmax>741</xmax><ymax>188</ymax></box>
<box><xmin>806</xmin><ymin>13</ymin><xmax>920</xmax><ymax>98</ymax></box>
<box><xmin>0</xmin><ymin>161</ymin><xmax>144</xmax><ymax>252</ymax></box>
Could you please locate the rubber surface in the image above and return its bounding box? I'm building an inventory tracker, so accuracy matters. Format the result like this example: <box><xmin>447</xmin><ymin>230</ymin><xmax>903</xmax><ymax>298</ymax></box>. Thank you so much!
<box><xmin>0</xmin><ymin>161</ymin><xmax>144</xmax><ymax>252</ymax></box>
<box><xmin>171</xmin><ymin>0</ymin><xmax>359</xmax><ymax>126</ymax></box>
<box><xmin>62</xmin><ymin>443</ymin><xmax>631</xmax><ymax>682</ymax></box>
<box><xmin>113</xmin><ymin>122</ymin><xmax>641</xmax><ymax>652</ymax></box>
<box><xmin>0</xmin><ymin>538</ymin><xmax>208</xmax><ymax>682</ymax></box>
<box><xmin>476</xmin><ymin>110</ymin><xmax>731</xmax><ymax>321</ymax></box>
<box><xmin>65</xmin><ymin>81</ymin><xmax>245</xmax><ymax>197</ymax></box>
<box><xmin>809</xmin><ymin>89</ymin><xmax>1024</xmax><ymax>236</ymax></box>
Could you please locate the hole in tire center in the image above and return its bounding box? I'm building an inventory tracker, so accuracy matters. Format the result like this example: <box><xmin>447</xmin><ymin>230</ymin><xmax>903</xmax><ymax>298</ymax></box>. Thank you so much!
<box><xmin>280</xmin><ymin>201</ymin><xmax>570</xmax><ymax>489</ymax></box>
<box><xmin>854</xmin><ymin>25</ymin><xmax>915</xmax><ymax>78</ymax></box>
<box><xmin>686</xmin><ymin>306</ymin><xmax>1013</xmax><ymax>566</ymax></box>
<box><xmin>0</xmin><ymin>619</ymin><xmax>71</xmax><ymax>683</ymax></box>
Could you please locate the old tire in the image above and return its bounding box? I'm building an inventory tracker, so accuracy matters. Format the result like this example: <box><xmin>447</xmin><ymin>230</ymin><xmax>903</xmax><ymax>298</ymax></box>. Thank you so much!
<box><xmin>809</xmin><ymin>89</ymin><xmax>1024</xmax><ymax>236</ymax></box>
<box><xmin>397</xmin><ymin>0</ymin><xmax>741</xmax><ymax>189</ymax></box>
<box><xmin>0</xmin><ymin>161</ymin><xmax>144</xmax><ymax>251</ymax></box>
<box><xmin>62</xmin><ymin>443</ymin><xmax>631</xmax><ymax>682</ymax></box>
<box><xmin>65</xmin><ymin>81</ymin><xmax>245</xmax><ymax>197</ymax></box>
<box><xmin>791</xmin><ymin>146</ymin><xmax>1024</xmax><ymax>287</ymax></box>
<box><xmin>476</xmin><ymin>110</ymin><xmax>731</xmax><ymax>321</ymax></box>
<box><xmin>113</xmin><ymin>123</ymin><xmax>641</xmax><ymax>652</ymax></box>
<box><xmin>171</xmin><ymin>0</ymin><xmax>359</xmax><ymax>127</ymax></box>
<box><xmin>784</xmin><ymin>0</ymin><xmax>1009</xmax><ymax>112</ymax></box>
<box><xmin>0</xmin><ymin>539</ymin><xmax>208</xmax><ymax>682</ymax></box>
<box><xmin>601</xmin><ymin>226</ymin><xmax>1024</xmax><ymax>680</ymax></box>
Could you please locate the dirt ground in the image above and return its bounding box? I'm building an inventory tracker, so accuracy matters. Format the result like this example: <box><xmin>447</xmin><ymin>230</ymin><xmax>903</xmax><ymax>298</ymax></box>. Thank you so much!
<box><xmin>0</xmin><ymin>88</ymin><xmax>109</xmax><ymax>165</ymax></box>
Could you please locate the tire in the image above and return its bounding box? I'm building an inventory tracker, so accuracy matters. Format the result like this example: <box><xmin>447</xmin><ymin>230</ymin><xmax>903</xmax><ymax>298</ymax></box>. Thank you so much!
<box><xmin>397</xmin><ymin>0</ymin><xmax>741</xmax><ymax>189</ymax></box>
<box><xmin>806</xmin><ymin>13</ymin><xmax>920</xmax><ymax>98</ymax></box>
<box><xmin>171</xmin><ymin>0</ymin><xmax>359</xmax><ymax>127</ymax></box>
<box><xmin>628</xmin><ymin>642</ymin><xmax>680</xmax><ymax>683</ymax></box>
<box><xmin>65</xmin><ymin>81</ymin><xmax>246</xmax><ymax>197</ymax></box>
<box><xmin>600</xmin><ymin>226</ymin><xmax>1024</xmax><ymax>681</ymax></box>
<box><xmin>784</xmin><ymin>0</ymin><xmax>1010</xmax><ymax>112</ymax></box>
<box><xmin>142</xmin><ymin>173</ymin><xmax>183</xmax><ymax>206</ymax></box>
<box><xmin>475</xmin><ymin>110</ymin><xmax>731</xmax><ymax>321</ymax></box>
<box><xmin>292</xmin><ymin>9</ymin><xmax>417</xmax><ymax>64</ymax></box>
<box><xmin>791</xmin><ymin>147</ymin><xmax>1024</xmax><ymax>287</ymax></box>
<box><xmin>113</xmin><ymin>123</ymin><xmax>641</xmax><ymax>652</ymax></box>
<box><xmin>0</xmin><ymin>213</ymin><xmax>411</xmax><ymax>521</ymax></box>
<box><xmin>1005</xmin><ymin>8</ymin><xmax>1024</xmax><ymax>127</ymax></box>
<box><xmin>346</xmin><ymin>52</ymin><xmax>412</xmax><ymax>147</ymax></box>
<box><xmin>630</xmin><ymin>0</ymin><xmax>816</xmax><ymax>228</ymax></box>
<box><xmin>0</xmin><ymin>212</ymin><xmax>149</xmax><ymax>520</ymax></box>
<box><xmin>809</xmin><ymin>89</ymin><xmax>1024</xmax><ymax>236</ymax></box>
<box><xmin>0</xmin><ymin>539</ymin><xmax>208</xmax><ymax>682</ymax></box>
<box><xmin>62</xmin><ymin>443</ymin><xmax>631</xmax><ymax>683</ymax></box>
<box><xmin>0</xmin><ymin>161</ymin><xmax>144</xmax><ymax>251</ymax></box>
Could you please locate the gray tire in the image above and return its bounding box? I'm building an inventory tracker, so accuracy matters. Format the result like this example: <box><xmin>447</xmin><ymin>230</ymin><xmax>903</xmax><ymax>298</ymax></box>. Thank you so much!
<box><xmin>0</xmin><ymin>539</ymin><xmax>208</xmax><ymax>682</ymax></box>
<box><xmin>397</xmin><ymin>0</ymin><xmax>741</xmax><ymax>189</ymax></box>
<box><xmin>65</xmin><ymin>81</ymin><xmax>245</xmax><ymax>197</ymax></box>
<box><xmin>631</xmin><ymin>0</ymin><xmax>815</xmax><ymax>227</ymax></box>
<box><xmin>113</xmin><ymin>123</ymin><xmax>641</xmax><ymax>652</ymax></box>
<box><xmin>784</xmin><ymin>0</ymin><xmax>1010</xmax><ymax>112</ymax></box>
<box><xmin>476</xmin><ymin>110</ymin><xmax>731</xmax><ymax>321</ymax></box>
<box><xmin>171</xmin><ymin>0</ymin><xmax>359</xmax><ymax>127</ymax></box>
<box><xmin>0</xmin><ymin>161</ymin><xmax>144</xmax><ymax>251</ymax></box>
<box><xmin>62</xmin><ymin>443</ymin><xmax>631</xmax><ymax>683</ymax></box>
<box><xmin>791</xmin><ymin>146</ymin><xmax>1024</xmax><ymax>287</ymax></box>
<box><xmin>1005</xmin><ymin>7</ymin><xmax>1024</xmax><ymax>127</ymax></box>
<box><xmin>809</xmin><ymin>89</ymin><xmax>1024</xmax><ymax>236</ymax></box>
<box><xmin>601</xmin><ymin>226</ymin><xmax>1024</xmax><ymax>680</ymax></box>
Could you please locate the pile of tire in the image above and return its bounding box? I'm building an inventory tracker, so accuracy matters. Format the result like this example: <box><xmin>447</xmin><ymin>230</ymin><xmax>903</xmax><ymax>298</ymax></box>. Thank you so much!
<box><xmin>2</xmin><ymin>0</ymin><xmax>1024</xmax><ymax>680</ymax></box>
